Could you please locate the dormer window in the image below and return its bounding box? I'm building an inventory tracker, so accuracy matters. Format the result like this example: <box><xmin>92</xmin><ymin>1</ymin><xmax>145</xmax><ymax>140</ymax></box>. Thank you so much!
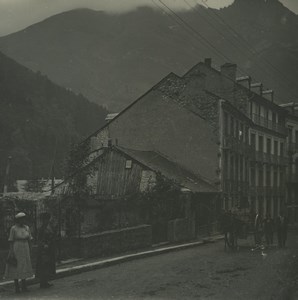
<box><xmin>125</xmin><ymin>160</ymin><xmax>132</xmax><ymax>169</ymax></box>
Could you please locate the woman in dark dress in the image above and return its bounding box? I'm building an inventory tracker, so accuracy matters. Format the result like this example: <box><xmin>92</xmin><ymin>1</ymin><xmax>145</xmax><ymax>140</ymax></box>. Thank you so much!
<box><xmin>263</xmin><ymin>213</ymin><xmax>274</xmax><ymax>247</ymax></box>
<box><xmin>35</xmin><ymin>212</ymin><xmax>56</xmax><ymax>288</ymax></box>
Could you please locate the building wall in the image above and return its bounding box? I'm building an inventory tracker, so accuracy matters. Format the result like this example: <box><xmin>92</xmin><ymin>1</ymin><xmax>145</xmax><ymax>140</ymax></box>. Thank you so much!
<box><xmin>93</xmin><ymin>88</ymin><xmax>220</xmax><ymax>184</ymax></box>
<box><xmin>285</xmin><ymin>117</ymin><xmax>298</xmax><ymax>223</ymax></box>
<box><xmin>189</xmin><ymin>62</ymin><xmax>249</xmax><ymax>115</ymax></box>
<box><xmin>139</xmin><ymin>170</ymin><xmax>156</xmax><ymax>192</ymax></box>
<box><xmin>192</xmin><ymin>61</ymin><xmax>287</xmax><ymax>217</ymax></box>
<box><xmin>220</xmin><ymin>102</ymin><xmax>251</xmax><ymax>210</ymax></box>
<box><xmin>249</xmin><ymin>128</ymin><xmax>287</xmax><ymax>218</ymax></box>
<box><xmin>92</xmin><ymin>149</ymin><xmax>146</xmax><ymax>198</ymax></box>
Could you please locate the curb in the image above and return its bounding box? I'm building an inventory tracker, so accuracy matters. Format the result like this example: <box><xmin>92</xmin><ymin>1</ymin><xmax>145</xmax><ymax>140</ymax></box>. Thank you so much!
<box><xmin>0</xmin><ymin>235</ymin><xmax>223</xmax><ymax>289</ymax></box>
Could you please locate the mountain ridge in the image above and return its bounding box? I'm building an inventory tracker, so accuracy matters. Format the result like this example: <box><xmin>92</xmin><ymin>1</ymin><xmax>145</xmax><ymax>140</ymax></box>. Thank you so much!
<box><xmin>0</xmin><ymin>50</ymin><xmax>108</xmax><ymax>189</ymax></box>
<box><xmin>0</xmin><ymin>1</ymin><xmax>297</xmax><ymax>111</ymax></box>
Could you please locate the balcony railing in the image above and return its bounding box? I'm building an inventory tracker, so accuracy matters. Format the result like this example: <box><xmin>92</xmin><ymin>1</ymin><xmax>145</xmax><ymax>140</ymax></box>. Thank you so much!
<box><xmin>288</xmin><ymin>143</ymin><xmax>298</xmax><ymax>154</ymax></box>
<box><xmin>250</xmin><ymin>152</ymin><xmax>288</xmax><ymax>166</ymax></box>
<box><xmin>256</xmin><ymin>151</ymin><xmax>264</xmax><ymax>162</ymax></box>
<box><xmin>278</xmin><ymin>156</ymin><xmax>288</xmax><ymax>166</ymax></box>
<box><xmin>249</xmin><ymin>186</ymin><xmax>285</xmax><ymax>196</ymax></box>
<box><xmin>256</xmin><ymin>186</ymin><xmax>266</xmax><ymax>195</ymax></box>
<box><xmin>263</xmin><ymin>153</ymin><xmax>272</xmax><ymax>164</ymax></box>
<box><xmin>252</xmin><ymin>114</ymin><xmax>287</xmax><ymax>135</ymax></box>
<box><xmin>287</xmin><ymin>176</ymin><xmax>298</xmax><ymax>184</ymax></box>
<box><xmin>222</xmin><ymin>135</ymin><xmax>251</xmax><ymax>154</ymax></box>
<box><xmin>265</xmin><ymin>186</ymin><xmax>272</xmax><ymax>196</ymax></box>
<box><xmin>223</xmin><ymin>180</ymin><xmax>249</xmax><ymax>193</ymax></box>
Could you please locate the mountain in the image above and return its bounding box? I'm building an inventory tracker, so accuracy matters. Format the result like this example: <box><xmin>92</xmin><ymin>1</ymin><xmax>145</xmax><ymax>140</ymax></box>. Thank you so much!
<box><xmin>0</xmin><ymin>0</ymin><xmax>297</xmax><ymax>111</ymax></box>
<box><xmin>0</xmin><ymin>51</ymin><xmax>108</xmax><ymax>189</ymax></box>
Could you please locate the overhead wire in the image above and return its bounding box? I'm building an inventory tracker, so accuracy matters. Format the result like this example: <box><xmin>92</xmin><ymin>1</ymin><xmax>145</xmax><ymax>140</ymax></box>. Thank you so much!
<box><xmin>156</xmin><ymin>0</ymin><xmax>247</xmax><ymax>76</ymax></box>
<box><xmin>152</xmin><ymin>0</ymin><xmax>297</xmax><ymax>102</ymax></box>
<box><xmin>150</xmin><ymin>0</ymin><xmax>211</xmax><ymax>57</ymax></box>
<box><xmin>183</xmin><ymin>0</ymin><xmax>282</xmax><ymax>88</ymax></box>
<box><xmin>182</xmin><ymin>0</ymin><xmax>283</xmax><ymax>87</ymax></box>
<box><xmin>184</xmin><ymin>0</ymin><xmax>255</xmax><ymax>60</ymax></box>
<box><xmin>196</xmin><ymin>0</ymin><xmax>298</xmax><ymax>99</ymax></box>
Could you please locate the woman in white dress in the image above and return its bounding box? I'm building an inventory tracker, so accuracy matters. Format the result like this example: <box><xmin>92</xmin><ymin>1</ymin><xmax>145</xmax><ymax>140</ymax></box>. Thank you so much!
<box><xmin>4</xmin><ymin>212</ymin><xmax>34</xmax><ymax>293</ymax></box>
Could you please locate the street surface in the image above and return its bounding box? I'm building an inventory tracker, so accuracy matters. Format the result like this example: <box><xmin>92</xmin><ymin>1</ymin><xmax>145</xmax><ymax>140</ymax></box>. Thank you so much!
<box><xmin>1</xmin><ymin>232</ymin><xmax>298</xmax><ymax>300</ymax></box>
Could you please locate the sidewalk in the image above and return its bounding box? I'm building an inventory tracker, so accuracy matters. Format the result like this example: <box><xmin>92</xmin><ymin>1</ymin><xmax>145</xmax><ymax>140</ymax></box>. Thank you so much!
<box><xmin>0</xmin><ymin>234</ymin><xmax>223</xmax><ymax>290</ymax></box>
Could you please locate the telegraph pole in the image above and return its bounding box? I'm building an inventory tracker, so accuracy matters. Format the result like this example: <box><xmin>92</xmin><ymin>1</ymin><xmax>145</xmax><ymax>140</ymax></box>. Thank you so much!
<box><xmin>50</xmin><ymin>138</ymin><xmax>58</xmax><ymax>195</ymax></box>
<box><xmin>3</xmin><ymin>156</ymin><xmax>12</xmax><ymax>194</ymax></box>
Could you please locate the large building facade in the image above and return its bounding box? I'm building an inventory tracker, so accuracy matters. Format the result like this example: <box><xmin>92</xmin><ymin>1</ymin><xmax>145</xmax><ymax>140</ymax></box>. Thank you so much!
<box><xmin>73</xmin><ymin>58</ymin><xmax>294</xmax><ymax>219</ymax></box>
<box><xmin>186</xmin><ymin>59</ymin><xmax>288</xmax><ymax>217</ymax></box>
<box><xmin>280</xmin><ymin>103</ymin><xmax>298</xmax><ymax>223</ymax></box>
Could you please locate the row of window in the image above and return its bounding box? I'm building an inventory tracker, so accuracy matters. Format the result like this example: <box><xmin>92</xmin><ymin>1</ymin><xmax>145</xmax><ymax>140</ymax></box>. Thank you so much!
<box><xmin>288</xmin><ymin>127</ymin><xmax>298</xmax><ymax>144</ymax></box>
<box><xmin>223</xmin><ymin>153</ymin><xmax>248</xmax><ymax>182</ymax></box>
<box><xmin>250</xmin><ymin>196</ymin><xmax>282</xmax><ymax>218</ymax></box>
<box><xmin>250</xmin><ymin>133</ymin><xmax>284</xmax><ymax>156</ymax></box>
<box><xmin>223</xmin><ymin>112</ymin><xmax>285</xmax><ymax>156</ymax></box>
<box><xmin>223</xmin><ymin>151</ymin><xmax>286</xmax><ymax>186</ymax></box>
<box><xmin>223</xmin><ymin>112</ymin><xmax>249</xmax><ymax>142</ymax></box>
<box><xmin>249</xmin><ymin>101</ymin><xmax>283</xmax><ymax>125</ymax></box>
<box><xmin>250</xmin><ymin>165</ymin><xmax>285</xmax><ymax>187</ymax></box>
<box><xmin>224</xmin><ymin>195</ymin><xmax>282</xmax><ymax>216</ymax></box>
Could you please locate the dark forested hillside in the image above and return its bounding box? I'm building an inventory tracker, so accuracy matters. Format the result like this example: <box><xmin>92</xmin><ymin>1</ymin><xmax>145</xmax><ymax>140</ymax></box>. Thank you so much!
<box><xmin>0</xmin><ymin>51</ymin><xmax>108</xmax><ymax>189</ymax></box>
<box><xmin>0</xmin><ymin>0</ymin><xmax>297</xmax><ymax>111</ymax></box>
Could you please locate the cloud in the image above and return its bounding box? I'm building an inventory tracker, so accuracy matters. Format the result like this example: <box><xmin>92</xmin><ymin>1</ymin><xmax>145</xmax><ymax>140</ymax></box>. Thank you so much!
<box><xmin>281</xmin><ymin>0</ymin><xmax>298</xmax><ymax>14</ymax></box>
<box><xmin>0</xmin><ymin>0</ymin><xmax>235</xmax><ymax>36</ymax></box>
<box><xmin>0</xmin><ymin>0</ymin><xmax>296</xmax><ymax>36</ymax></box>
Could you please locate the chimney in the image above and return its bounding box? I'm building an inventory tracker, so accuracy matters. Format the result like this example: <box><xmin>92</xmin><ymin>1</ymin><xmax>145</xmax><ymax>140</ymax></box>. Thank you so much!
<box><xmin>220</xmin><ymin>63</ymin><xmax>237</xmax><ymax>81</ymax></box>
<box><xmin>262</xmin><ymin>89</ymin><xmax>274</xmax><ymax>102</ymax></box>
<box><xmin>204</xmin><ymin>58</ymin><xmax>212</xmax><ymax>68</ymax></box>
<box><xmin>251</xmin><ymin>82</ymin><xmax>263</xmax><ymax>95</ymax></box>
<box><xmin>236</xmin><ymin>76</ymin><xmax>251</xmax><ymax>89</ymax></box>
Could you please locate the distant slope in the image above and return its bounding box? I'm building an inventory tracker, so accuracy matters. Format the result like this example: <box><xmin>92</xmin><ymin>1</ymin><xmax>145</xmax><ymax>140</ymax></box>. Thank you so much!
<box><xmin>0</xmin><ymin>51</ymin><xmax>108</xmax><ymax>189</ymax></box>
<box><xmin>0</xmin><ymin>0</ymin><xmax>298</xmax><ymax>111</ymax></box>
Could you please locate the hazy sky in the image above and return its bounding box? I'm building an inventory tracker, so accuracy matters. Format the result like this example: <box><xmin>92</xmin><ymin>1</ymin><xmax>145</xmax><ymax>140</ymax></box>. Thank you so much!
<box><xmin>0</xmin><ymin>0</ymin><xmax>297</xmax><ymax>37</ymax></box>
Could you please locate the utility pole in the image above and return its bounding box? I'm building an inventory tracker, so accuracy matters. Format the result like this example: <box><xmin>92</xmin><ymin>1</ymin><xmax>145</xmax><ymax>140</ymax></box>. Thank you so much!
<box><xmin>3</xmin><ymin>156</ymin><xmax>12</xmax><ymax>194</ymax></box>
<box><xmin>50</xmin><ymin>138</ymin><xmax>58</xmax><ymax>195</ymax></box>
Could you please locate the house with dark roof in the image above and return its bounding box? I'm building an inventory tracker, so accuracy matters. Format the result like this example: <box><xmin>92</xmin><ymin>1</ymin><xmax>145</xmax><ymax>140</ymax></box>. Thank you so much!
<box><xmin>89</xmin><ymin>146</ymin><xmax>218</xmax><ymax>197</ymax></box>
<box><xmin>54</xmin><ymin>145</ymin><xmax>220</xmax><ymax>240</ymax></box>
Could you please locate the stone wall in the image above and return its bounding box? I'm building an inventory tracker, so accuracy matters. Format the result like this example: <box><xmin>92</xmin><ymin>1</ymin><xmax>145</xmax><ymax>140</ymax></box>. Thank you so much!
<box><xmin>79</xmin><ymin>224</ymin><xmax>152</xmax><ymax>258</ymax></box>
<box><xmin>0</xmin><ymin>225</ymin><xmax>152</xmax><ymax>277</ymax></box>
<box><xmin>167</xmin><ymin>218</ymin><xmax>195</xmax><ymax>243</ymax></box>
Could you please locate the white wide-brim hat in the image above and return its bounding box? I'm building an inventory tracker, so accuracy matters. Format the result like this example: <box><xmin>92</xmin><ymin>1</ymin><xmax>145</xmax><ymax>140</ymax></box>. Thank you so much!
<box><xmin>15</xmin><ymin>212</ymin><xmax>26</xmax><ymax>219</ymax></box>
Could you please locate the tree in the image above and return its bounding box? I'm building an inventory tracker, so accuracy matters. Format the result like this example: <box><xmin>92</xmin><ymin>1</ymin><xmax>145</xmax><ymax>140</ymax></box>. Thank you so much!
<box><xmin>62</xmin><ymin>140</ymin><xmax>92</xmax><ymax>238</ymax></box>
<box><xmin>138</xmin><ymin>174</ymin><xmax>184</xmax><ymax>224</ymax></box>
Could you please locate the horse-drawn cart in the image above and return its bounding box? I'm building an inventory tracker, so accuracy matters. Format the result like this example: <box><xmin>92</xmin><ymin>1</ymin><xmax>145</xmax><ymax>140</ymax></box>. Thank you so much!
<box><xmin>221</xmin><ymin>208</ymin><xmax>254</xmax><ymax>251</ymax></box>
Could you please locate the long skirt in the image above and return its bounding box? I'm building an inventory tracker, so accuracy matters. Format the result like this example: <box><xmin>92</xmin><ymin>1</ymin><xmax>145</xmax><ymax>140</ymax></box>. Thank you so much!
<box><xmin>4</xmin><ymin>240</ymin><xmax>33</xmax><ymax>280</ymax></box>
<box><xmin>35</xmin><ymin>250</ymin><xmax>56</xmax><ymax>281</ymax></box>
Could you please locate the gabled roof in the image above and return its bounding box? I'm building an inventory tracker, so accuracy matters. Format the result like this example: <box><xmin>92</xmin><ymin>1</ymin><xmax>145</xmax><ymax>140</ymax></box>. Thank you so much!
<box><xmin>84</xmin><ymin>72</ymin><xmax>181</xmax><ymax>142</ymax></box>
<box><xmin>114</xmin><ymin>146</ymin><xmax>218</xmax><ymax>194</ymax></box>
<box><xmin>184</xmin><ymin>61</ymin><xmax>287</xmax><ymax>115</ymax></box>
